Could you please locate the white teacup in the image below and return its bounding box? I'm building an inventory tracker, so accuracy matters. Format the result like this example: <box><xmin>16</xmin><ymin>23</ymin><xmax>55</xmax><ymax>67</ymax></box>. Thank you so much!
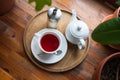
<box><xmin>34</xmin><ymin>29</ymin><xmax>63</xmax><ymax>55</ymax></box>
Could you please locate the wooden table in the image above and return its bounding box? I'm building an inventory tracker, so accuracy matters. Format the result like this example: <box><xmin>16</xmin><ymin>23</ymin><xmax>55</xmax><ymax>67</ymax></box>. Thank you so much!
<box><xmin>0</xmin><ymin>0</ymin><xmax>118</xmax><ymax>80</ymax></box>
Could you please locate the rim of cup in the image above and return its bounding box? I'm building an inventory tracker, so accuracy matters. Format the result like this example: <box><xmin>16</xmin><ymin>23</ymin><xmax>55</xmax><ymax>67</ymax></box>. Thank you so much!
<box><xmin>38</xmin><ymin>32</ymin><xmax>61</xmax><ymax>54</ymax></box>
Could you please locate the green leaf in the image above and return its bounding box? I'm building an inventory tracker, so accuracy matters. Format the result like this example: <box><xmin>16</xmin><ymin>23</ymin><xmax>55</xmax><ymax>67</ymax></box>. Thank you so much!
<box><xmin>91</xmin><ymin>17</ymin><xmax>120</xmax><ymax>45</ymax></box>
<box><xmin>28</xmin><ymin>0</ymin><xmax>52</xmax><ymax>11</ymax></box>
<box><xmin>28</xmin><ymin>0</ymin><xmax>34</xmax><ymax>3</ymax></box>
<box><xmin>116</xmin><ymin>0</ymin><xmax>120</xmax><ymax>6</ymax></box>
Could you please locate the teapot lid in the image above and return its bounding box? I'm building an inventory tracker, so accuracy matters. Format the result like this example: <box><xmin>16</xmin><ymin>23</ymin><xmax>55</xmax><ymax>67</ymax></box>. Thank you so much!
<box><xmin>70</xmin><ymin>24</ymin><xmax>81</xmax><ymax>37</ymax></box>
<box><xmin>70</xmin><ymin>21</ymin><xmax>87</xmax><ymax>38</ymax></box>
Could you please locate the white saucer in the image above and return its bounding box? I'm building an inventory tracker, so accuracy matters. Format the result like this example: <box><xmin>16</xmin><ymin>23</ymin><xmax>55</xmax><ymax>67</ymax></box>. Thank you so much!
<box><xmin>31</xmin><ymin>29</ymin><xmax>68</xmax><ymax>64</ymax></box>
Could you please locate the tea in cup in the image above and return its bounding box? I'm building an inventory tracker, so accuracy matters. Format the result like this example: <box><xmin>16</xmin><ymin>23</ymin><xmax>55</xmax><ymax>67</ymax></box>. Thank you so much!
<box><xmin>34</xmin><ymin>29</ymin><xmax>62</xmax><ymax>55</ymax></box>
<box><xmin>41</xmin><ymin>34</ymin><xmax>59</xmax><ymax>52</ymax></box>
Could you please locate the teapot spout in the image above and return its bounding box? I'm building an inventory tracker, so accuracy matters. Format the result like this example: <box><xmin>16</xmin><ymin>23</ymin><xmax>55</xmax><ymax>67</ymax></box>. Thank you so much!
<box><xmin>71</xmin><ymin>9</ymin><xmax>78</xmax><ymax>21</ymax></box>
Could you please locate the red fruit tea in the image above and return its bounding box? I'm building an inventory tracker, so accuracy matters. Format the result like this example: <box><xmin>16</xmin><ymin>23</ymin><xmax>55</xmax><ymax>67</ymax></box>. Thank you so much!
<box><xmin>40</xmin><ymin>34</ymin><xmax>59</xmax><ymax>52</ymax></box>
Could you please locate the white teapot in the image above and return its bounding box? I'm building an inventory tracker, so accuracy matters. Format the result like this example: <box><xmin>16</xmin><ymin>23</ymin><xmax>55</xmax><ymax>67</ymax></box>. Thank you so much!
<box><xmin>65</xmin><ymin>10</ymin><xmax>89</xmax><ymax>50</ymax></box>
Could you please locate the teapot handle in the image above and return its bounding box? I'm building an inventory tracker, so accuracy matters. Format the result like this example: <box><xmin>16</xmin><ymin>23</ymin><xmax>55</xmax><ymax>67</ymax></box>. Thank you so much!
<box><xmin>77</xmin><ymin>39</ymin><xmax>86</xmax><ymax>50</ymax></box>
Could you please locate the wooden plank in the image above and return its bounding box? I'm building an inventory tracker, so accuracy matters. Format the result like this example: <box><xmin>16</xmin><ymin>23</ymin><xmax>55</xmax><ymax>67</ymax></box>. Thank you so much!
<box><xmin>0</xmin><ymin>67</ymin><xmax>15</xmax><ymax>80</ymax></box>
<box><xmin>0</xmin><ymin>42</ymin><xmax>69</xmax><ymax>80</ymax></box>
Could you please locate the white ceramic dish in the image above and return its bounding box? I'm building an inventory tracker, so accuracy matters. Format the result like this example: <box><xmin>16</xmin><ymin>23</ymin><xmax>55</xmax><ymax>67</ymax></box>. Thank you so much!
<box><xmin>31</xmin><ymin>29</ymin><xmax>68</xmax><ymax>64</ymax></box>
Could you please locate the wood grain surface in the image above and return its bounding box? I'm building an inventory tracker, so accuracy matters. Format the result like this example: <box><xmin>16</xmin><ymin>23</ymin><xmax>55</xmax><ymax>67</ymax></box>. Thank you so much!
<box><xmin>0</xmin><ymin>67</ymin><xmax>15</xmax><ymax>80</ymax></box>
<box><xmin>0</xmin><ymin>0</ymin><xmax>118</xmax><ymax>80</ymax></box>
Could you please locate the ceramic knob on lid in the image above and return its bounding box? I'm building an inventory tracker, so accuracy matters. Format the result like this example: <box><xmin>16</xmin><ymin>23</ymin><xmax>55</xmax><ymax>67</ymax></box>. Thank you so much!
<box><xmin>47</xmin><ymin>7</ymin><xmax>62</xmax><ymax>28</ymax></box>
<box><xmin>70</xmin><ymin>20</ymin><xmax>89</xmax><ymax>39</ymax></box>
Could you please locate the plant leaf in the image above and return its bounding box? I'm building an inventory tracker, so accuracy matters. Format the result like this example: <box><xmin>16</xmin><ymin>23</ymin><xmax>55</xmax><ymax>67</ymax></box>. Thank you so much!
<box><xmin>116</xmin><ymin>0</ymin><xmax>120</xmax><ymax>6</ymax></box>
<box><xmin>91</xmin><ymin>17</ymin><xmax>120</xmax><ymax>45</ymax></box>
<box><xmin>28</xmin><ymin>0</ymin><xmax>34</xmax><ymax>3</ymax></box>
<box><xmin>28</xmin><ymin>0</ymin><xmax>52</xmax><ymax>11</ymax></box>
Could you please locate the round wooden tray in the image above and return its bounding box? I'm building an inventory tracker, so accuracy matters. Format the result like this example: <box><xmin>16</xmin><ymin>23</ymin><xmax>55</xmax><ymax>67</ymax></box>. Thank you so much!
<box><xmin>23</xmin><ymin>10</ymin><xmax>90</xmax><ymax>72</ymax></box>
